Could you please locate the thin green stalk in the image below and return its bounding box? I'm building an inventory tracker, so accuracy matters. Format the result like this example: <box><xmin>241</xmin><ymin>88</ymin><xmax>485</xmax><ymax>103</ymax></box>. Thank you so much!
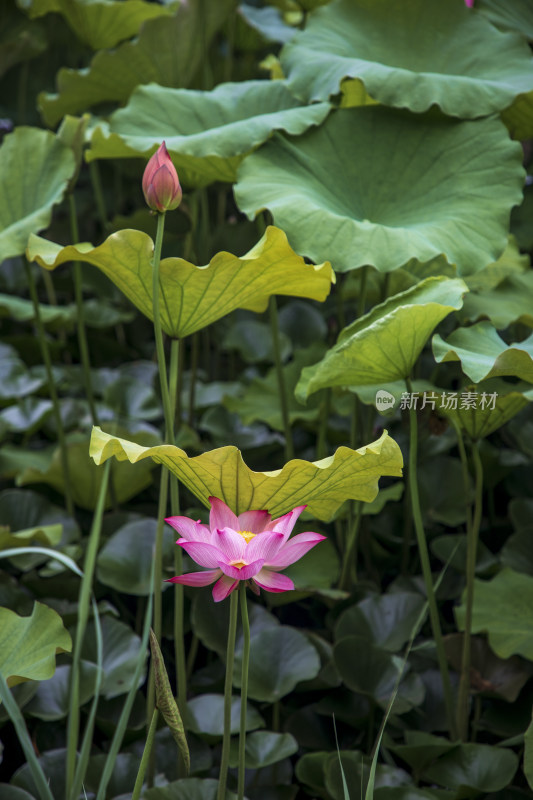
<box><xmin>186</xmin><ymin>633</ymin><xmax>199</xmax><ymax>680</ymax></box>
<box><xmin>24</xmin><ymin>260</ymin><xmax>73</xmax><ymax>516</ymax></box>
<box><xmin>217</xmin><ymin>590</ymin><xmax>239</xmax><ymax>800</ymax></box>
<box><xmin>188</xmin><ymin>333</ymin><xmax>199</xmax><ymax>428</ymax></box>
<box><xmin>405</xmin><ymin>377</ymin><xmax>457</xmax><ymax>741</ymax></box>
<box><xmin>269</xmin><ymin>295</ymin><xmax>294</xmax><ymax>461</ymax></box>
<box><xmin>132</xmin><ymin>709</ymin><xmax>159</xmax><ymax>800</ymax></box>
<box><xmin>152</xmin><ymin>212</ymin><xmax>174</xmax><ymax>440</ymax></box>
<box><xmin>238</xmin><ymin>586</ymin><xmax>251</xmax><ymax>800</ymax></box>
<box><xmin>357</xmin><ymin>265</ymin><xmax>368</xmax><ymax>318</ymax></box>
<box><xmin>339</xmin><ymin>501</ymin><xmax>363</xmax><ymax>590</ymax></box>
<box><xmin>66</xmin><ymin>460</ymin><xmax>111</xmax><ymax>799</ymax></box>
<box><xmin>0</xmin><ymin>672</ymin><xmax>55</xmax><ymax>800</ymax></box>
<box><xmin>455</xmin><ymin>424</ymin><xmax>473</xmax><ymax>533</ymax></box>
<box><xmin>168</xmin><ymin>338</ymin><xmax>186</xmax><ymax>711</ymax></box>
<box><xmin>152</xmin><ymin>467</ymin><xmax>169</xmax><ymax>647</ymax></box>
<box><xmin>89</xmin><ymin>160</ymin><xmax>109</xmax><ymax>232</ymax></box>
<box><xmin>272</xmin><ymin>701</ymin><xmax>280</xmax><ymax>733</ymax></box>
<box><xmin>316</xmin><ymin>388</ymin><xmax>331</xmax><ymax>460</ymax></box>
<box><xmin>457</xmin><ymin>439</ymin><xmax>483</xmax><ymax>741</ymax></box>
<box><xmin>69</xmin><ymin>193</ymin><xmax>99</xmax><ymax>426</ymax></box>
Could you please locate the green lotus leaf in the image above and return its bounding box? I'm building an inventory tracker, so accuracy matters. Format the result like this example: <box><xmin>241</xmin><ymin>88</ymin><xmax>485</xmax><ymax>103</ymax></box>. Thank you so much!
<box><xmin>38</xmin><ymin>0</ymin><xmax>234</xmax><ymax>127</ymax></box>
<box><xmin>143</xmin><ymin>778</ymin><xmax>238</xmax><ymax>800</ymax></box>
<box><xmin>389</xmin><ymin>732</ymin><xmax>459</xmax><ymax>774</ymax></box>
<box><xmin>464</xmin><ymin>237</ymin><xmax>529</xmax><ymax>292</ymax></box>
<box><xmin>0</xmin><ymin>523</ymin><xmax>62</xmax><ymax>551</ymax></box>
<box><xmin>228</xmin><ymin>730</ymin><xmax>298</xmax><ymax>769</ymax></box>
<box><xmin>478</xmin><ymin>0</ymin><xmax>533</xmax><ymax>40</ymax></box>
<box><xmin>0</xmin><ymin>602</ymin><xmax>71</xmax><ymax>687</ymax></box>
<box><xmin>335</xmin><ymin>592</ymin><xmax>426</xmax><ymax>653</ymax></box>
<box><xmin>280</xmin><ymin>0</ymin><xmax>533</xmax><ymax>117</ymax></box>
<box><xmin>0</xmin><ymin>15</ymin><xmax>47</xmax><ymax>81</ymax></box>
<box><xmin>27</xmin><ymin>226</ymin><xmax>335</xmax><ymax>338</ymax></box>
<box><xmin>436</xmin><ymin>381</ymin><xmax>532</xmax><ymax>440</ymax></box>
<box><xmin>460</xmin><ymin>270</ymin><xmax>533</xmax><ymax>329</ymax></box>
<box><xmin>235</xmin><ymin>107</ymin><xmax>523</xmax><ymax>274</ymax></box>
<box><xmin>502</xmin><ymin>90</ymin><xmax>533</xmax><ymax>141</ymax></box>
<box><xmin>17</xmin><ymin>433</ymin><xmax>156</xmax><ymax>510</ymax></box>
<box><xmin>24</xmin><ymin>661</ymin><xmax>98</xmax><ymax>720</ymax></box>
<box><xmin>87</xmin><ymin>80</ymin><xmax>331</xmax><ymax>187</ymax></box>
<box><xmin>0</xmin><ymin>127</ymin><xmax>75</xmax><ymax>262</ymax></box>
<box><xmin>420</xmin><ymin>743</ymin><xmax>518</xmax><ymax>798</ymax></box>
<box><xmin>455</xmin><ymin>568</ymin><xmax>533</xmax><ymax>660</ymax></box>
<box><xmin>233</xmin><ymin>626</ymin><xmax>321</xmax><ymax>702</ymax></box>
<box><xmin>81</xmin><ymin>616</ymin><xmax>145</xmax><ymax>699</ymax></box>
<box><xmin>89</xmin><ymin>425</ymin><xmax>403</xmax><ymax>522</ymax></box>
<box><xmin>18</xmin><ymin>0</ymin><xmax>176</xmax><ymax>50</ymax></box>
<box><xmin>185</xmin><ymin>694</ymin><xmax>264</xmax><ymax>737</ymax></box>
<box><xmin>433</xmin><ymin>322</ymin><xmax>533</xmax><ymax>384</ymax></box>
<box><xmin>296</xmin><ymin>277</ymin><xmax>467</xmax><ymax>400</ymax></box>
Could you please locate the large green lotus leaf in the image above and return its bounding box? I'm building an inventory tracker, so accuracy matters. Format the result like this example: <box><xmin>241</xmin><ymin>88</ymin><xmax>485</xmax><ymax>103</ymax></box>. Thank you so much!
<box><xmin>27</xmin><ymin>226</ymin><xmax>335</xmax><ymax>338</ymax></box>
<box><xmin>335</xmin><ymin>592</ymin><xmax>426</xmax><ymax>653</ymax></box>
<box><xmin>144</xmin><ymin>778</ymin><xmax>238</xmax><ymax>800</ymax></box>
<box><xmin>24</xmin><ymin>661</ymin><xmax>98</xmax><ymax>720</ymax></box>
<box><xmin>460</xmin><ymin>271</ymin><xmax>533</xmax><ymax>329</ymax></box>
<box><xmin>0</xmin><ymin>128</ymin><xmax>75</xmax><ymax>262</ymax></box>
<box><xmin>436</xmin><ymin>382</ymin><xmax>532</xmax><ymax>440</ymax></box>
<box><xmin>80</xmin><ymin>615</ymin><xmax>145</xmax><ymax>699</ymax></box>
<box><xmin>17</xmin><ymin>0</ymin><xmax>175</xmax><ymax>49</ymax></box>
<box><xmin>235</xmin><ymin>107</ymin><xmax>523</xmax><ymax>274</ymax></box>
<box><xmin>478</xmin><ymin>0</ymin><xmax>533</xmax><ymax>40</ymax></box>
<box><xmin>17</xmin><ymin>434</ymin><xmax>155</xmax><ymax>510</ymax></box>
<box><xmin>502</xmin><ymin>90</ymin><xmax>533</xmax><ymax>141</ymax></box>
<box><xmin>233</xmin><ymin>626</ymin><xmax>320</xmax><ymax>702</ymax></box>
<box><xmin>280</xmin><ymin>0</ymin><xmax>533</xmax><ymax>117</ymax></box>
<box><xmin>89</xmin><ymin>426</ymin><xmax>403</xmax><ymax>521</ymax></box>
<box><xmin>455</xmin><ymin>568</ymin><xmax>533</xmax><ymax>660</ymax></box>
<box><xmin>0</xmin><ymin>523</ymin><xmax>62</xmax><ymax>551</ymax></box>
<box><xmin>296</xmin><ymin>277</ymin><xmax>467</xmax><ymax>400</ymax></box>
<box><xmin>0</xmin><ymin>602</ymin><xmax>71</xmax><ymax>687</ymax></box>
<box><xmin>389</xmin><ymin>732</ymin><xmax>459</xmax><ymax>773</ymax></box>
<box><xmin>420</xmin><ymin>743</ymin><xmax>518</xmax><ymax>798</ymax></box>
<box><xmin>185</xmin><ymin>694</ymin><xmax>264</xmax><ymax>737</ymax></box>
<box><xmin>433</xmin><ymin>322</ymin><xmax>533</xmax><ymax>383</ymax></box>
<box><xmin>87</xmin><ymin>81</ymin><xmax>331</xmax><ymax>187</ymax></box>
<box><xmin>464</xmin><ymin>236</ymin><xmax>529</xmax><ymax>292</ymax></box>
<box><xmin>38</xmin><ymin>0</ymin><xmax>235</xmax><ymax>127</ymax></box>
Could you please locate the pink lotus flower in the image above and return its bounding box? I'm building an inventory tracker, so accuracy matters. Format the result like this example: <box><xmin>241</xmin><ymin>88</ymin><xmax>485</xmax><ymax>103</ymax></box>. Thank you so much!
<box><xmin>165</xmin><ymin>497</ymin><xmax>326</xmax><ymax>602</ymax></box>
<box><xmin>142</xmin><ymin>141</ymin><xmax>182</xmax><ymax>213</ymax></box>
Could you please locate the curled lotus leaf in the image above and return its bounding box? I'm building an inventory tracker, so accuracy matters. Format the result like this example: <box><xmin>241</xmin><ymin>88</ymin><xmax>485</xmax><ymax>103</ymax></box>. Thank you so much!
<box><xmin>281</xmin><ymin>0</ymin><xmax>533</xmax><ymax>117</ymax></box>
<box><xmin>26</xmin><ymin>226</ymin><xmax>334</xmax><ymax>339</ymax></box>
<box><xmin>436</xmin><ymin>381</ymin><xmax>533</xmax><ymax>440</ymax></box>
<box><xmin>89</xmin><ymin>426</ymin><xmax>403</xmax><ymax>522</ymax></box>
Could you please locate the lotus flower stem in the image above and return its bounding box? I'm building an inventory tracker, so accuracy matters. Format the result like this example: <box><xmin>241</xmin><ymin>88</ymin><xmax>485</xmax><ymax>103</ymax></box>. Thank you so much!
<box><xmin>455</xmin><ymin>424</ymin><xmax>473</xmax><ymax>533</ymax></box>
<box><xmin>217</xmin><ymin>590</ymin><xmax>239</xmax><ymax>800</ymax></box>
<box><xmin>457</xmin><ymin>439</ymin><xmax>483</xmax><ymax>741</ymax></box>
<box><xmin>238</xmin><ymin>585</ymin><xmax>251</xmax><ymax>800</ymax></box>
<box><xmin>68</xmin><ymin>194</ymin><xmax>99</xmax><ymax>427</ymax></box>
<box><xmin>132</xmin><ymin>709</ymin><xmax>159</xmax><ymax>800</ymax></box>
<box><xmin>24</xmin><ymin>260</ymin><xmax>74</xmax><ymax>517</ymax></box>
<box><xmin>405</xmin><ymin>377</ymin><xmax>457</xmax><ymax>741</ymax></box>
<box><xmin>88</xmin><ymin>161</ymin><xmax>109</xmax><ymax>233</ymax></box>
<box><xmin>152</xmin><ymin>212</ymin><xmax>174</xmax><ymax>440</ymax></box>
<box><xmin>269</xmin><ymin>295</ymin><xmax>294</xmax><ymax>460</ymax></box>
<box><xmin>339</xmin><ymin>500</ymin><xmax>363</xmax><ymax>590</ymax></box>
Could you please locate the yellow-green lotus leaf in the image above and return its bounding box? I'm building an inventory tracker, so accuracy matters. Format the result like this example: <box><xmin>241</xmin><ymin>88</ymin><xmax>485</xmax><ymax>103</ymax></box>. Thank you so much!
<box><xmin>0</xmin><ymin>523</ymin><xmax>62</xmax><ymax>551</ymax></box>
<box><xmin>0</xmin><ymin>602</ymin><xmax>71</xmax><ymax>687</ymax></box>
<box><xmin>26</xmin><ymin>226</ymin><xmax>335</xmax><ymax>338</ymax></box>
<box><xmin>89</xmin><ymin>426</ymin><xmax>403</xmax><ymax>522</ymax></box>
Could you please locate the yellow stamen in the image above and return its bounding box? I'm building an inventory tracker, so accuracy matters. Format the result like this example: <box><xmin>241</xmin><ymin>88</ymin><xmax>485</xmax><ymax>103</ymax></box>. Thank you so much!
<box><xmin>231</xmin><ymin>560</ymin><xmax>247</xmax><ymax>569</ymax></box>
<box><xmin>238</xmin><ymin>530</ymin><xmax>256</xmax><ymax>543</ymax></box>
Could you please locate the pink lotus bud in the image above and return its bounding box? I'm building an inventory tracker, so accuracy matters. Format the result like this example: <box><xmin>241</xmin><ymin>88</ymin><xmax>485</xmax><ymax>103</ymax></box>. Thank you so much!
<box><xmin>142</xmin><ymin>141</ymin><xmax>182</xmax><ymax>213</ymax></box>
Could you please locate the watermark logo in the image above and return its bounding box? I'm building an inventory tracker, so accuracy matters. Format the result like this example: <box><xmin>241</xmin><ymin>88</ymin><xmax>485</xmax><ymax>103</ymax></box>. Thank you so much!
<box><xmin>375</xmin><ymin>389</ymin><xmax>396</xmax><ymax>412</ymax></box>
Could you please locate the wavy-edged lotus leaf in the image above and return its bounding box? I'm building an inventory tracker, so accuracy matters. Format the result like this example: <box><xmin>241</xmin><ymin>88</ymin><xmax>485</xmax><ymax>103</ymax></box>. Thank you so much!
<box><xmin>280</xmin><ymin>0</ymin><xmax>533</xmax><ymax>117</ymax></box>
<box><xmin>27</xmin><ymin>226</ymin><xmax>335</xmax><ymax>338</ymax></box>
<box><xmin>0</xmin><ymin>602</ymin><xmax>71</xmax><ymax>687</ymax></box>
<box><xmin>235</xmin><ymin>107</ymin><xmax>523</xmax><ymax>274</ymax></box>
<box><xmin>456</xmin><ymin>568</ymin><xmax>533</xmax><ymax>660</ymax></box>
<box><xmin>478</xmin><ymin>0</ymin><xmax>533</xmax><ymax>40</ymax></box>
<box><xmin>389</xmin><ymin>732</ymin><xmax>459</xmax><ymax>773</ymax></box>
<box><xmin>502</xmin><ymin>90</ymin><xmax>533</xmax><ymax>141</ymax></box>
<box><xmin>87</xmin><ymin>81</ymin><xmax>331</xmax><ymax>187</ymax></box>
<box><xmin>38</xmin><ymin>0</ymin><xmax>235</xmax><ymax>127</ymax></box>
<box><xmin>296</xmin><ymin>278</ymin><xmax>467</xmax><ymax>400</ymax></box>
<box><xmin>238</xmin><ymin>4</ymin><xmax>297</xmax><ymax>45</ymax></box>
<box><xmin>233</xmin><ymin>626</ymin><xmax>320</xmax><ymax>702</ymax></box>
<box><xmin>228</xmin><ymin>730</ymin><xmax>298</xmax><ymax>769</ymax></box>
<box><xmin>0</xmin><ymin>522</ymin><xmax>62</xmax><ymax>551</ymax></box>
<box><xmin>17</xmin><ymin>432</ymin><xmax>156</xmax><ymax>510</ymax></box>
<box><xmin>184</xmin><ymin>694</ymin><xmax>264</xmax><ymax>737</ymax></box>
<box><xmin>420</xmin><ymin>742</ymin><xmax>518</xmax><ymax>798</ymax></box>
<box><xmin>436</xmin><ymin>382</ymin><xmax>532</xmax><ymax>440</ymax></box>
<box><xmin>464</xmin><ymin>237</ymin><xmax>529</xmax><ymax>292</ymax></box>
<box><xmin>0</xmin><ymin>127</ymin><xmax>75</xmax><ymax>261</ymax></box>
<box><xmin>335</xmin><ymin>592</ymin><xmax>426</xmax><ymax>652</ymax></box>
<box><xmin>460</xmin><ymin>271</ymin><xmax>533</xmax><ymax>329</ymax></box>
<box><xmin>18</xmin><ymin>0</ymin><xmax>176</xmax><ymax>50</ymax></box>
<box><xmin>89</xmin><ymin>425</ymin><xmax>403</xmax><ymax>521</ymax></box>
<box><xmin>444</xmin><ymin>634</ymin><xmax>531</xmax><ymax>703</ymax></box>
<box><xmin>334</xmin><ymin>635</ymin><xmax>425</xmax><ymax>713</ymax></box>
<box><xmin>432</xmin><ymin>322</ymin><xmax>533</xmax><ymax>384</ymax></box>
